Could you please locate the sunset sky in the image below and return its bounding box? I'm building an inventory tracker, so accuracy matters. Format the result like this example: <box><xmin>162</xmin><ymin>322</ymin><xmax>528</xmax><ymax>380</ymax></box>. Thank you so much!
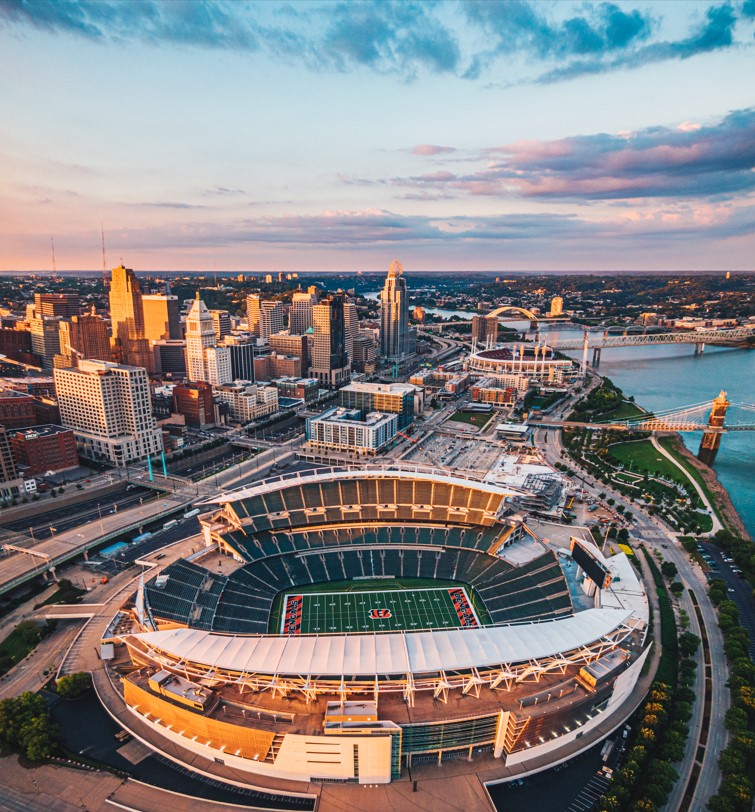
<box><xmin>1</xmin><ymin>0</ymin><xmax>754</xmax><ymax>272</ymax></box>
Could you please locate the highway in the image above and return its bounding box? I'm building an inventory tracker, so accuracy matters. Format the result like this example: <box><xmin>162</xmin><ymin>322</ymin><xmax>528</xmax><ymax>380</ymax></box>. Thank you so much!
<box><xmin>0</xmin><ymin>486</ymin><xmax>154</xmax><ymax>542</ymax></box>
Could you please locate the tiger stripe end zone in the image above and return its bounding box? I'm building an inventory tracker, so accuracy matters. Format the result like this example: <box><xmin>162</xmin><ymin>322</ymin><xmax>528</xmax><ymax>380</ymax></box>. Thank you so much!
<box><xmin>281</xmin><ymin>587</ymin><xmax>480</xmax><ymax>635</ymax></box>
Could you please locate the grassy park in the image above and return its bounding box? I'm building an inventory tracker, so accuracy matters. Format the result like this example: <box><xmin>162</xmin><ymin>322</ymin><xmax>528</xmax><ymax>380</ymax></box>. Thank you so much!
<box><xmin>447</xmin><ymin>410</ymin><xmax>492</xmax><ymax>428</ymax></box>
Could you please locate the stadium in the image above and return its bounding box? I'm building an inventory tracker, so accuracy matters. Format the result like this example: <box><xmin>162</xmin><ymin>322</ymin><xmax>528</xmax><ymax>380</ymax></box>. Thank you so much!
<box><xmin>467</xmin><ymin>345</ymin><xmax>576</xmax><ymax>384</ymax></box>
<box><xmin>103</xmin><ymin>468</ymin><xmax>650</xmax><ymax>792</ymax></box>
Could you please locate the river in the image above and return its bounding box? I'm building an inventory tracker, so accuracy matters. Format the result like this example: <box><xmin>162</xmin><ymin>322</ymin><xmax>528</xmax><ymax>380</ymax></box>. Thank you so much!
<box><xmin>364</xmin><ymin>292</ymin><xmax>754</xmax><ymax>536</ymax></box>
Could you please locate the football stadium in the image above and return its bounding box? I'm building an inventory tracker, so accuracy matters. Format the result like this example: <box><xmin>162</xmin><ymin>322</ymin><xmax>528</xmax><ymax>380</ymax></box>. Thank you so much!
<box><xmin>101</xmin><ymin>468</ymin><xmax>650</xmax><ymax>795</ymax></box>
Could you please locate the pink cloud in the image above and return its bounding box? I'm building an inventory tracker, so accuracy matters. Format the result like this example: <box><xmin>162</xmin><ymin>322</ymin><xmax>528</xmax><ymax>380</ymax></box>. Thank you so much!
<box><xmin>411</xmin><ymin>144</ymin><xmax>456</xmax><ymax>156</ymax></box>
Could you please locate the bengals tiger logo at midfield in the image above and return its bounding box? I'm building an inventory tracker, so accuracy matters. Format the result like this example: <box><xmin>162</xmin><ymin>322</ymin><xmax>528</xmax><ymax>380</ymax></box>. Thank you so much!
<box><xmin>369</xmin><ymin>608</ymin><xmax>392</xmax><ymax>619</ymax></box>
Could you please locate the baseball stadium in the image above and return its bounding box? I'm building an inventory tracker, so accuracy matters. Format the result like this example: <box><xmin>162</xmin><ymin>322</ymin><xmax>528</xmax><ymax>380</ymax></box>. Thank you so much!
<box><xmin>101</xmin><ymin>468</ymin><xmax>650</xmax><ymax>794</ymax></box>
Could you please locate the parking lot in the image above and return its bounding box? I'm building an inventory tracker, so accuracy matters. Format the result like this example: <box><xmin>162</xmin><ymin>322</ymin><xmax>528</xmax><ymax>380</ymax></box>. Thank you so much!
<box><xmin>403</xmin><ymin>432</ymin><xmax>504</xmax><ymax>476</ymax></box>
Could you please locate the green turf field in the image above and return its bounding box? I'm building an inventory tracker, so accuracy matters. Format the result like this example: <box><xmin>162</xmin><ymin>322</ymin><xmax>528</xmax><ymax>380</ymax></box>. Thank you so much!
<box><xmin>280</xmin><ymin>585</ymin><xmax>480</xmax><ymax>634</ymax></box>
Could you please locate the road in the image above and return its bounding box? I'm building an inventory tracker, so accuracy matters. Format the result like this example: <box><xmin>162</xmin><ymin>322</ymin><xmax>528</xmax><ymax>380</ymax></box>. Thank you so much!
<box><xmin>0</xmin><ymin>486</ymin><xmax>154</xmax><ymax>542</ymax></box>
<box><xmin>533</xmin><ymin>384</ymin><xmax>729</xmax><ymax>810</ymax></box>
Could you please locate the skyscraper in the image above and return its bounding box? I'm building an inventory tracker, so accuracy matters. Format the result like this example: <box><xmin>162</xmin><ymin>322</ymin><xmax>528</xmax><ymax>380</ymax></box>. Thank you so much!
<box><xmin>549</xmin><ymin>296</ymin><xmax>564</xmax><ymax>318</ymax></box>
<box><xmin>246</xmin><ymin>294</ymin><xmax>261</xmax><ymax>337</ymax></box>
<box><xmin>290</xmin><ymin>291</ymin><xmax>317</xmax><ymax>334</ymax></box>
<box><xmin>29</xmin><ymin>316</ymin><xmax>62</xmax><ymax>368</ymax></box>
<box><xmin>344</xmin><ymin>299</ymin><xmax>358</xmax><ymax>363</ymax></box>
<box><xmin>310</xmin><ymin>294</ymin><xmax>351</xmax><ymax>388</ymax></box>
<box><xmin>209</xmin><ymin>309</ymin><xmax>232</xmax><ymax>341</ymax></box>
<box><xmin>56</xmin><ymin>309</ymin><xmax>111</xmax><ymax>367</ymax></box>
<box><xmin>260</xmin><ymin>300</ymin><xmax>285</xmax><ymax>339</ymax></box>
<box><xmin>185</xmin><ymin>295</ymin><xmax>231</xmax><ymax>385</ymax></box>
<box><xmin>109</xmin><ymin>264</ymin><xmax>152</xmax><ymax>370</ymax></box>
<box><xmin>34</xmin><ymin>293</ymin><xmax>81</xmax><ymax>318</ymax></box>
<box><xmin>380</xmin><ymin>260</ymin><xmax>411</xmax><ymax>361</ymax></box>
<box><xmin>471</xmin><ymin>315</ymin><xmax>499</xmax><ymax>347</ymax></box>
<box><xmin>142</xmin><ymin>295</ymin><xmax>181</xmax><ymax>342</ymax></box>
<box><xmin>54</xmin><ymin>359</ymin><xmax>163</xmax><ymax>465</ymax></box>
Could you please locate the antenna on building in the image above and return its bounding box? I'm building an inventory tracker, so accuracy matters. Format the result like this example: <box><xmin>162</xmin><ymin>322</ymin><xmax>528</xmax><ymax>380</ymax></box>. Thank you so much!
<box><xmin>51</xmin><ymin>236</ymin><xmax>57</xmax><ymax>273</ymax></box>
<box><xmin>101</xmin><ymin>222</ymin><xmax>109</xmax><ymax>287</ymax></box>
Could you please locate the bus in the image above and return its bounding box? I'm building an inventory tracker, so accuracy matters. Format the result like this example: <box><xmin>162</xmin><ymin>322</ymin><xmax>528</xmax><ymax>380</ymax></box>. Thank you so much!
<box><xmin>183</xmin><ymin>508</ymin><xmax>200</xmax><ymax>520</ymax></box>
<box><xmin>163</xmin><ymin>519</ymin><xmax>178</xmax><ymax>531</ymax></box>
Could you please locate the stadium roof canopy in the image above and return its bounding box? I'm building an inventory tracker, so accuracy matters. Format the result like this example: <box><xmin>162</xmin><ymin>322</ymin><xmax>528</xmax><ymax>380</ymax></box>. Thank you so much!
<box><xmin>204</xmin><ymin>467</ymin><xmax>520</xmax><ymax>506</ymax></box>
<box><xmin>133</xmin><ymin>607</ymin><xmax>632</xmax><ymax>678</ymax></box>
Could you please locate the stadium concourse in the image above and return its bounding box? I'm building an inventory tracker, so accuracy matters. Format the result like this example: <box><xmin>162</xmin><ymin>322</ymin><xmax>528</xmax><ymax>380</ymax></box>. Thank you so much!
<box><xmin>98</xmin><ymin>467</ymin><xmax>650</xmax><ymax>802</ymax></box>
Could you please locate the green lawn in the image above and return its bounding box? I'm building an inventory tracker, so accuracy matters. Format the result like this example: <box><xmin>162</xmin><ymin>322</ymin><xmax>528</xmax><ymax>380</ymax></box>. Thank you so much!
<box><xmin>0</xmin><ymin>621</ymin><xmax>48</xmax><ymax>677</ymax></box>
<box><xmin>280</xmin><ymin>586</ymin><xmax>479</xmax><ymax>634</ymax></box>
<box><xmin>657</xmin><ymin>437</ymin><xmax>724</xmax><ymax>526</ymax></box>
<box><xmin>593</xmin><ymin>401</ymin><xmax>648</xmax><ymax>422</ymax></box>
<box><xmin>608</xmin><ymin>439</ymin><xmax>690</xmax><ymax>482</ymax></box>
<box><xmin>447</xmin><ymin>410</ymin><xmax>492</xmax><ymax>428</ymax></box>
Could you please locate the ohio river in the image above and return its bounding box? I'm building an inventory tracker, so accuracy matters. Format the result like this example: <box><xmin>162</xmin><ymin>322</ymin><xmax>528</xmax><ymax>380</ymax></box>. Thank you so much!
<box><xmin>365</xmin><ymin>293</ymin><xmax>754</xmax><ymax>537</ymax></box>
<box><xmin>566</xmin><ymin>343</ymin><xmax>754</xmax><ymax>539</ymax></box>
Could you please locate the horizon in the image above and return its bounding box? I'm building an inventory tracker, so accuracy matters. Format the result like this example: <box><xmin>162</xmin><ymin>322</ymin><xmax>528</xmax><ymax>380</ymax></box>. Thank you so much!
<box><xmin>1</xmin><ymin>1</ymin><xmax>754</xmax><ymax>271</ymax></box>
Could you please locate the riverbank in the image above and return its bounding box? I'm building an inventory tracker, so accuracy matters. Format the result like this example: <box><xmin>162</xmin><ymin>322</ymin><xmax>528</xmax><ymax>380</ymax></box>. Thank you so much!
<box><xmin>660</xmin><ymin>434</ymin><xmax>751</xmax><ymax>541</ymax></box>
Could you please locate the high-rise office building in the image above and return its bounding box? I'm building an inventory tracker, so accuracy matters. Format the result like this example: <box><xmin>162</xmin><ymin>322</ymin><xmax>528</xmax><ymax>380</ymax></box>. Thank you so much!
<box><xmin>471</xmin><ymin>314</ymin><xmax>499</xmax><ymax>347</ymax></box>
<box><xmin>260</xmin><ymin>300</ymin><xmax>285</xmax><ymax>339</ymax></box>
<box><xmin>56</xmin><ymin>309</ymin><xmax>111</xmax><ymax>367</ymax></box>
<box><xmin>209</xmin><ymin>309</ymin><xmax>232</xmax><ymax>341</ymax></box>
<box><xmin>223</xmin><ymin>334</ymin><xmax>256</xmax><ymax>383</ymax></box>
<box><xmin>185</xmin><ymin>295</ymin><xmax>232</xmax><ymax>385</ymax></box>
<box><xmin>246</xmin><ymin>294</ymin><xmax>261</xmax><ymax>337</ymax></box>
<box><xmin>310</xmin><ymin>294</ymin><xmax>351</xmax><ymax>388</ymax></box>
<box><xmin>109</xmin><ymin>264</ymin><xmax>152</xmax><ymax>370</ymax></box>
<box><xmin>269</xmin><ymin>331</ymin><xmax>309</xmax><ymax>370</ymax></box>
<box><xmin>142</xmin><ymin>295</ymin><xmax>181</xmax><ymax>342</ymax></box>
<box><xmin>54</xmin><ymin>359</ymin><xmax>163</xmax><ymax>465</ymax></box>
<box><xmin>549</xmin><ymin>296</ymin><xmax>564</xmax><ymax>318</ymax></box>
<box><xmin>29</xmin><ymin>316</ymin><xmax>62</xmax><ymax>368</ymax></box>
<box><xmin>344</xmin><ymin>300</ymin><xmax>358</xmax><ymax>363</ymax></box>
<box><xmin>152</xmin><ymin>340</ymin><xmax>187</xmax><ymax>376</ymax></box>
<box><xmin>34</xmin><ymin>293</ymin><xmax>81</xmax><ymax>318</ymax></box>
<box><xmin>380</xmin><ymin>260</ymin><xmax>411</xmax><ymax>361</ymax></box>
<box><xmin>290</xmin><ymin>291</ymin><xmax>317</xmax><ymax>334</ymax></box>
<box><xmin>351</xmin><ymin>333</ymin><xmax>377</xmax><ymax>373</ymax></box>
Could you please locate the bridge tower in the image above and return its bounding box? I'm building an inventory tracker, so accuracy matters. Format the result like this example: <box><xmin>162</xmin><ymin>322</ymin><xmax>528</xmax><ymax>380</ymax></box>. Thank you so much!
<box><xmin>581</xmin><ymin>330</ymin><xmax>589</xmax><ymax>377</ymax></box>
<box><xmin>698</xmin><ymin>390</ymin><xmax>730</xmax><ymax>465</ymax></box>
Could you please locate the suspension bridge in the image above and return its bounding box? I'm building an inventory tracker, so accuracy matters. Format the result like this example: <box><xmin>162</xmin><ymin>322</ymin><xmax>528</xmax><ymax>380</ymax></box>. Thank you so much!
<box><xmin>529</xmin><ymin>391</ymin><xmax>755</xmax><ymax>464</ymax></box>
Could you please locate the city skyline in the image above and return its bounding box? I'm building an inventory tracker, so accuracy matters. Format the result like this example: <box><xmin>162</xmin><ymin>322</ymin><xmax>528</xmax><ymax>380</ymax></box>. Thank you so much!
<box><xmin>1</xmin><ymin>1</ymin><xmax>754</xmax><ymax>272</ymax></box>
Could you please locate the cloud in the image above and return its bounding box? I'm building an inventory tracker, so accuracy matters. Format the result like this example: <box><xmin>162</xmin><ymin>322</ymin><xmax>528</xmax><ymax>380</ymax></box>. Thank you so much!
<box><xmin>371</xmin><ymin>107</ymin><xmax>755</xmax><ymax>201</ymax></box>
<box><xmin>411</xmin><ymin>144</ymin><xmax>457</xmax><ymax>156</ymax></box>
<box><xmin>1</xmin><ymin>0</ymin><xmax>750</xmax><ymax>83</ymax></box>
<box><xmin>539</xmin><ymin>2</ymin><xmax>740</xmax><ymax>82</ymax></box>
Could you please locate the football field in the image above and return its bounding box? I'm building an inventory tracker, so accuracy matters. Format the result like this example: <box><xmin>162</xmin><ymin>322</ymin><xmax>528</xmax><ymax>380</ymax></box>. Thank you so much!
<box><xmin>281</xmin><ymin>586</ymin><xmax>480</xmax><ymax>634</ymax></box>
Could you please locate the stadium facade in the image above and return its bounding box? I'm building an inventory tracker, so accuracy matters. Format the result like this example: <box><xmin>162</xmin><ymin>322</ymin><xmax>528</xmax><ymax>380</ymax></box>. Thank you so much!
<box><xmin>103</xmin><ymin>469</ymin><xmax>649</xmax><ymax>790</ymax></box>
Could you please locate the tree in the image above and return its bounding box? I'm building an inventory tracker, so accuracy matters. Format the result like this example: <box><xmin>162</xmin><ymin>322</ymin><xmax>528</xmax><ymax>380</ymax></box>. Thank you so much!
<box><xmin>56</xmin><ymin>671</ymin><xmax>91</xmax><ymax>699</ymax></box>
<box><xmin>0</xmin><ymin>692</ymin><xmax>57</xmax><ymax>761</ymax></box>
<box><xmin>661</xmin><ymin>561</ymin><xmax>678</xmax><ymax>579</ymax></box>
<box><xmin>678</xmin><ymin>631</ymin><xmax>700</xmax><ymax>658</ymax></box>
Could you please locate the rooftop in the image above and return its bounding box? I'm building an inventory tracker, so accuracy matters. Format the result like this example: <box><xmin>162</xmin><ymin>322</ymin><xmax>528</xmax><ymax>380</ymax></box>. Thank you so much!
<box><xmin>311</xmin><ymin>407</ymin><xmax>397</xmax><ymax>427</ymax></box>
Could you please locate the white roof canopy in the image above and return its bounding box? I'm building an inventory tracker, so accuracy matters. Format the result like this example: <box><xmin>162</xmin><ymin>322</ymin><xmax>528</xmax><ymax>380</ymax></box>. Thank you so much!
<box><xmin>133</xmin><ymin>608</ymin><xmax>631</xmax><ymax>678</ymax></box>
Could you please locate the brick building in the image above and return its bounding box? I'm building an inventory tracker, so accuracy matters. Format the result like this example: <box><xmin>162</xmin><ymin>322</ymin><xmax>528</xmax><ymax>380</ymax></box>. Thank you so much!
<box><xmin>172</xmin><ymin>381</ymin><xmax>216</xmax><ymax>428</ymax></box>
<box><xmin>9</xmin><ymin>425</ymin><xmax>79</xmax><ymax>475</ymax></box>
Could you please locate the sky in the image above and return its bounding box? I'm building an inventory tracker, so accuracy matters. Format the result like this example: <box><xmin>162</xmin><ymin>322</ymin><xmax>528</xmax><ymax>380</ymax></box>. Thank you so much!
<box><xmin>1</xmin><ymin>0</ymin><xmax>754</xmax><ymax>273</ymax></box>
